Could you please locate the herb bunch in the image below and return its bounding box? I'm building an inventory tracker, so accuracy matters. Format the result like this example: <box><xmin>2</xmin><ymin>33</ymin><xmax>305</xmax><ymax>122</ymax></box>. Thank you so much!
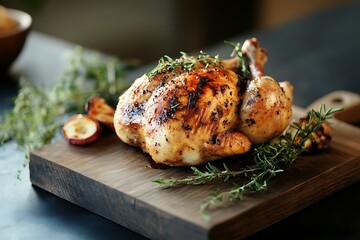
<box><xmin>153</xmin><ymin>105</ymin><xmax>342</xmax><ymax>220</ymax></box>
<box><xmin>0</xmin><ymin>47</ymin><xmax>132</xmax><ymax>174</ymax></box>
<box><xmin>146</xmin><ymin>51</ymin><xmax>221</xmax><ymax>77</ymax></box>
<box><xmin>224</xmin><ymin>40</ymin><xmax>250</xmax><ymax>79</ymax></box>
<box><xmin>146</xmin><ymin>40</ymin><xmax>250</xmax><ymax>78</ymax></box>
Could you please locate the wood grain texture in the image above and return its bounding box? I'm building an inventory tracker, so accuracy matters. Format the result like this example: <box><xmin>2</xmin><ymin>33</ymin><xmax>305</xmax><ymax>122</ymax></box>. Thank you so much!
<box><xmin>29</xmin><ymin>106</ymin><xmax>360</xmax><ymax>240</ymax></box>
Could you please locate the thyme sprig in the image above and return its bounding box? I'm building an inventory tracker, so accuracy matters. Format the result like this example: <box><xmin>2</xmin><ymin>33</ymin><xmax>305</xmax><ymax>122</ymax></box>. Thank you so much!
<box><xmin>0</xmin><ymin>47</ymin><xmax>133</xmax><ymax>177</ymax></box>
<box><xmin>146</xmin><ymin>40</ymin><xmax>252</xmax><ymax>78</ymax></box>
<box><xmin>146</xmin><ymin>50</ymin><xmax>220</xmax><ymax>77</ymax></box>
<box><xmin>153</xmin><ymin>163</ymin><xmax>262</xmax><ymax>186</ymax></box>
<box><xmin>153</xmin><ymin>105</ymin><xmax>342</xmax><ymax>220</ymax></box>
<box><xmin>146</xmin><ymin>41</ymin><xmax>250</xmax><ymax>80</ymax></box>
<box><xmin>224</xmin><ymin>40</ymin><xmax>250</xmax><ymax>79</ymax></box>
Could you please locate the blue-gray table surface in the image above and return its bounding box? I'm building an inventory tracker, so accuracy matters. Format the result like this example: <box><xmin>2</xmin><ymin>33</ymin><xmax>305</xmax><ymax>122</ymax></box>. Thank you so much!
<box><xmin>1</xmin><ymin>2</ymin><xmax>360</xmax><ymax>239</ymax></box>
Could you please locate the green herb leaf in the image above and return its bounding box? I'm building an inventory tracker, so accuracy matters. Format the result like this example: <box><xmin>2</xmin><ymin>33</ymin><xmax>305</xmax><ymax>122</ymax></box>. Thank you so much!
<box><xmin>224</xmin><ymin>40</ymin><xmax>250</xmax><ymax>79</ymax></box>
<box><xmin>146</xmin><ymin>50</ymin><xmax>220</xmax><ymax>77</ymax></box>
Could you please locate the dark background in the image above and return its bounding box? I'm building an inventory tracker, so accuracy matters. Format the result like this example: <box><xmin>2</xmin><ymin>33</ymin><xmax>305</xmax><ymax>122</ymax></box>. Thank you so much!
<box><xmin>0</xmin><ymin>0</ymin><xmax>352</xmax><ymax>63</ymax></box>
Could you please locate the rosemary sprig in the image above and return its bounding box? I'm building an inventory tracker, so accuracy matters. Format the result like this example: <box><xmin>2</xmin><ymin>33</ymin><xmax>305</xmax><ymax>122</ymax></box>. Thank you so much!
<box><xmin>0</xmin><ymin>47</ymin><xmax>133</xmax><ymax>177</ymax></box>
<box><xmin>153</xmin><ymin>105</ymin><xmax>342</xmax><ymax>220</ymax></box>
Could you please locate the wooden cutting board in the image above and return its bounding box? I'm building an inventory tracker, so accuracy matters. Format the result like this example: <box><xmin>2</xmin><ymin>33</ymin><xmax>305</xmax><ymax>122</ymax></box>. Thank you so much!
<box><xmin>29</xmin><ymin>91</ymin><xmax>360</xmax><ymax>240</ymax></box>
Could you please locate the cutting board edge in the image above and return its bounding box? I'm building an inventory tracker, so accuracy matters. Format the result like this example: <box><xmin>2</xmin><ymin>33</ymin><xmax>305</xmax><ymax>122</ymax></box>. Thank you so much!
<box><xmin>29</xmin><ymin>152</ymin><xmax>210</xmax><ymax>240</ymax></box>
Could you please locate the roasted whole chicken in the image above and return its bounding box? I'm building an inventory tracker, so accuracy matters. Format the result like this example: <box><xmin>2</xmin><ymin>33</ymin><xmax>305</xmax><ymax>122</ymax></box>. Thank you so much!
<box><xmin>114</xmin><ymin>38</ymin><xmax>293</xmax><ymax>166</ymax></box>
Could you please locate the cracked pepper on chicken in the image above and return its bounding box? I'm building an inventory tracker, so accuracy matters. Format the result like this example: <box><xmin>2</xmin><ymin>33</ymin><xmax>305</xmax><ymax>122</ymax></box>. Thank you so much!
<box><xmin>114</xmin><ymin>38</ymin><xmax>293</xmax><ymax>166</ymax></box>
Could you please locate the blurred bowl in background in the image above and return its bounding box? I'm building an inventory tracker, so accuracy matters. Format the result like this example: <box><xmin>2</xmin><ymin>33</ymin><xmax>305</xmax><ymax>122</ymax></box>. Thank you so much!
<box><xmin>0</xmin><ymin>7</ymin><xmax>32</xmax><ymax>74</ymax></box>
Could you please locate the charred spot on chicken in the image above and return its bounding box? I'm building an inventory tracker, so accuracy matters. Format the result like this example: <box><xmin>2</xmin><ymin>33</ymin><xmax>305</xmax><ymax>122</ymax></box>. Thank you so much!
<box><xmin>114</xmin><ymin>38</ymin><xmax>293</xmax><ymax>166</ymax></box>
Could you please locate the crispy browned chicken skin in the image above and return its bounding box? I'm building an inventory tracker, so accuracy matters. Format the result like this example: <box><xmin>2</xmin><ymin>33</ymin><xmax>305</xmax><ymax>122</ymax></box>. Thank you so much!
<box><xmin>114</xmin><ymin>38</ymin><xmax>293</xmax><ymax>166</ymax></box>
